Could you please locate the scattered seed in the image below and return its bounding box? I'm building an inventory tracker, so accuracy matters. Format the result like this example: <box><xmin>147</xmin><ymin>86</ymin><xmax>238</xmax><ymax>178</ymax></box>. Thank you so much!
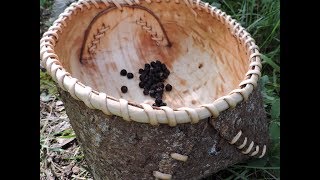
<box><xmin>121</xmin><ymin>86</ymin><xmax>128</xmax><ymax>93</ymax></box>
<box><xmin>120</xmin><ymin>69</ymin><xmax>127</xmax><ymax>76</ymax></box>
<box><xmin>127</xmin><ymin>73</ymin><xmax>134</xmax><ymax>79</ymax></box>
<box><xmin>165</xmin><ymin>84</ymin><xmax>172</xmax><ymax>91</ymax></box>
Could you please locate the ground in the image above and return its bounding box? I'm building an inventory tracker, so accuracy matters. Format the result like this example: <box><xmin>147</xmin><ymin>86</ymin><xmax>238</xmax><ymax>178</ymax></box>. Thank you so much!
<box><xmin>40</xmin><ymin>1</ymin><xmax>94</xmax><ymax>179</ymax></box>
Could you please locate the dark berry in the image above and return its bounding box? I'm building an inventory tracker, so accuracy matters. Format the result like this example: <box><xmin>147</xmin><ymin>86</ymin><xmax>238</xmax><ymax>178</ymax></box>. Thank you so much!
<box><xmin>145</xmin><ymin>64</ymin><xmax>150</xmax><ymax>69</ymax></box>
<box><xmin>165</xmin><ymin>84</ymin><xmax>172</xmax><ymax>91</ymax></box>
<box><xmin>150</xmin><ymin>93</ymin><xmax>156</xmax><ymax>98</ymax></box>
<box><xmin>121</xmin><ymin>86</ymin><xmax>128</xmax><ymax>93</ymax></box>
<box><xmin>139</xmin><ymin>68</ymin><xmax>144</xmax><ymax>74</ymax></box>
<box><xmin>120</xmin><ymin>69</ymin><xmax>127</xmax><ymax>76</ymax></box>
<box><xmin>164</xmin><ymin>69</ymin><xmax>170</xmax><ymax>75</ymax></box>
<box><xmin>155</xmin><ymin>98</ymin><xmax>162</xmax><ymax>104</ymax></box>
<box><xmin>151</xmin><ymin>61</ymin><xmax>156</xmax><ymax>67</ymax></box>
<box><xmin>143</xmin><ymin>89</ymin><xmax>149</xmax><ymax>95</ymax></box>
<box><xmin>139</xmin><ymin>75</ymin><xmax>145</xmax><ymax>81</ymax></box>
<box><xmin>158</xmin><ymin>83</ymin><xmax>164</xmax><ymax>89</ymax></box>
<box><xmin>139</xmin><ymin>82</ymin><xmax>145</xmax><ymax>88</ymax></box>
<box><xmin>149</xmin><ymin>89</ymin><xmax>155</xmax><ymax>96</ymax></box>
<box><xmin>155</xmin><ymin>93</ymin><xmax>162</xmax><ymax>99</ymax></box>
<box><xmin>160</xmin><ymin>102</ymin><xmax>167</xmax><ymax>106</ymax></box>
<box><xmin>156</xmin><ymin>60</ymin><xmax>161</xmax><ymax>65</ymax></box>
<box><xmin>127</xmin><ymin>73</ymin><xmax>134</xmax><ymax>79</ymax></box>
<box><xmin>161</xmin><ymin>64</ymin><xmax>167</xmax><ymax>71</ymax></box>
<box><xmin>156</xmin><ymin>87</ymin><xmax>163</xmax><ymax>92</ymax></box>
<box><xmin>164</xmin><ymin>73</ymin><xmax>169</xmax><ymax>79</ymax></box>
<box><xmin>152</xmin><ymin>103</ymin><xmax>157</xmax><ymax>106</ymax></box>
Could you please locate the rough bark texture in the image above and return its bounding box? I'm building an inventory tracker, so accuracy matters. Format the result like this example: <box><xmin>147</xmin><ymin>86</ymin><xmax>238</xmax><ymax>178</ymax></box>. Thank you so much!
<box><xmin>59</xmin><ymin>87</ymin><xmax>269</xmax><ymax>180</ymax></box>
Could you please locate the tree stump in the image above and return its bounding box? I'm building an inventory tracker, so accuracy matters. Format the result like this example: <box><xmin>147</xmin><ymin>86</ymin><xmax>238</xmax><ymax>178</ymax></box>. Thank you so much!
<box><xmin>59</xmin><ymin>87</ymin><xmax>268</xmax><ymax>180</ymax></box>
<box><xmin>41</xmin><ymin>0</ymin><xmax>269</xmax><ymax>179</ymax></box>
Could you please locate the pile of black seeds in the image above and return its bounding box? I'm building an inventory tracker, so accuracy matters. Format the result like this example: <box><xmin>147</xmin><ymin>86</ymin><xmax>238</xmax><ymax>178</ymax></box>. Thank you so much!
<box><xmin>119</xmin><ymin>60</ymin><xmax>172</xmax><ymax>107</ymax></box>
<box><xmin>138</xmin><ymin>60</ymin><xmax>172</xmax><ymax>107</ymax></box>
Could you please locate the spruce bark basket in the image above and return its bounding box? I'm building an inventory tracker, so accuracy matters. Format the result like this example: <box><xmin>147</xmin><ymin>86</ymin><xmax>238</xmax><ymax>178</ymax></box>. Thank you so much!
<box><xmin>40</xmin><ymin>0</ymin><xmax>269</xmax><ymax>179</ymax></box>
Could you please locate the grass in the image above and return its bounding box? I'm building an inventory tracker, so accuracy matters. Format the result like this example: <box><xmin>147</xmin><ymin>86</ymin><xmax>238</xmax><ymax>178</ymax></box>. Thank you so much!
<box><xmin>40</xmin><ymin>0</ymin><xmax>280</xmax><ymax>179</ymax></box>
<box><xmin>40</xmin><ymin>0</ymin><xmax>54</xmax><ymax>8</ymax></box>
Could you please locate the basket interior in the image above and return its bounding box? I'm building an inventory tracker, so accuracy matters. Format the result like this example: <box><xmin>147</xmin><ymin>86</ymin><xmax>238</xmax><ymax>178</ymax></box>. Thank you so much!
<box><xmin>55</xmin><ymin>2</ymin><xmax>249</xmax><ymax>108</ymax></box>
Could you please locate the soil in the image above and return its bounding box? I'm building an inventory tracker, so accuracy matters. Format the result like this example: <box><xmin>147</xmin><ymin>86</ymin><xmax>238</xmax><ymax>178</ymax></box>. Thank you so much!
<box><xmin>40</xmin><ymin>1</ymin><xmax>94</xmax><ymax>179</ymax></box>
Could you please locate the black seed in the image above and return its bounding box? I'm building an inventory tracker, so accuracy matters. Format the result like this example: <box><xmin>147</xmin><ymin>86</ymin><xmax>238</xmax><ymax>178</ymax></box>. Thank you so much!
<box><xmin>156</xmin><ymin>87</ymin><xmax>163</xmax><ymax>93</ymax></box>
<box><xmin>155</xmin><ymin>98</ymin><xmax>162</xmax><ymax>104</ymax></box>
<box><xmin>145</xmin><ymin>64</ymin><xmax>151</xmax><ymax>69</ymax></box>
<box><xmin>150</xmin><ymin>93</ymin><xmax>156</xmax><ymax>98</ymax></box>
<box><xmin>121</xmin><ymin>86</ymin><xmax>128</xmax><ymax>93</ymax></box>
<box><xmin>149</xmin><ymin>89</ymin><xmax>155</xmax><ymax>94</ymax></box>
<box><xmin>127</xmin><ymin>73</ymin><xmax>134</xmax><ymax>79</ymax></box>
<box><xmin>160</xmin><ymin>102</ymin><xmax>167</xmax><ymax>106</ymax></box>
<box><xmin>143</xmin><ymin>89</ymin><xmax>149</xmax><ymax>95</ymax></box>
<box><xmin>120</xmin><ymin>69</ymin><xmax>127</xmax><ymax>76</ymax></box>
<box><xmin>141</xmin><ymin>70</ymin><xmax>148</xmax><ymax>76</ymax></box>
<box><xmin>165</xmin><ymin>84</ymin><xmax>172</xmax><ymax>91</ymax></box>
<box><xmin>158</xmin><ymin>83</ymin><xmax>164</xmax><ymax>89</ymax></box>
<box><xmin>155</xmin><ymin>93</ymin><xmax>162</xmax><ymax>99</ymax></box>
<box><xmin>139</xmin><ymin>82</ymin><xmax>145</xmax><ymax>88</ymax></box>
<box><xmin>156</xmin><ymin>60</ymin><xmax>161</xmax><ymax>66</ymax></box>
<box><xmin>164</xmin><ymin>74</ymin><xmax>169</xmax><ymax>79</ymax></box>
<box><xmin>164</xmin><ymin>69</ymin><xmax>170</xmax><ymax>75</ymax></box>
<box><xmin>151</xmin><ymin>61</ymin><xmax>156</xmax><ymax>68</ymax></box>
<box><xmin>139</xmin><ymin>75</ymin><xmax>145</xmax><ymax>81</ymax></box>
<box><xmin>161</xmin><ymin>64</ymin><xmax>167</xmax><ymax>71</ymax></box>
<box><xmin>144</xmin><ymin>86</ymin><xmax>150</xmax><ymax>91</ymax></box>
<box><xmin>139</xmin><ymin>68</ymin><xmax>144</xmax><ymax>74</ymax></box>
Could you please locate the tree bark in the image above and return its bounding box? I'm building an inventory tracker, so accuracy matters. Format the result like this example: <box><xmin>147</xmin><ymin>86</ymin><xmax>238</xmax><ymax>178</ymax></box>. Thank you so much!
<box><xmin>59</xmin><ymin>86</ymin><xmax>269</xmax><ymax>180</ymax></box>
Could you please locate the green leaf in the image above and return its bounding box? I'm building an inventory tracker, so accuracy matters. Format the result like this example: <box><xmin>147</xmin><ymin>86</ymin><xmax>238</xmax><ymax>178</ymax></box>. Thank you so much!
<box><xmin>269</xmin><ymin>122</ymin><xmax>280</xmax><ymax>140</ymax></box>
<box><xmin>59</xmin><ymin>134</ymin><xmax>76</xmax><ymax>139</ymax></box>
<box><xmin>259</xmin><ymin>75</ymin><xmax>270</xmax><ymax>88</ymax></box>
<box><xmin>261</xmin><ymin>54</ymin><xmax>280</xmax><ymax>72</ymax></box>
<box><xmin>269</xmin><ymin>156</ymin><xmax>280</xmax><ymax>167</ymax></box>
<box><xmin>247</xmin><ymin>158</ymin><xmax>268</xmax><ymax>167</ymax></box>
<box><xmin>271</xmin><ymin>99</ymin><xmax>280</xmax><ymax>119</ymax></box>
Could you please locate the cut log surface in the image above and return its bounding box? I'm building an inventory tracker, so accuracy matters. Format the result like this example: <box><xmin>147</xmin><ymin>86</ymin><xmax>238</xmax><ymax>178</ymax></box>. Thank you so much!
<box><xmin>59</xmin><ymin>86</ymin><xmax>269</xmax><ymax>180</ymax></box>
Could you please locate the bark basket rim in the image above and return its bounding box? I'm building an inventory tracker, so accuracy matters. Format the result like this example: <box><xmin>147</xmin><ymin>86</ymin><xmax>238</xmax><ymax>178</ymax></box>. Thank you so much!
<box><xmin>40</xmin><ymin>0</ymin><xmax>262</xmax><ymax>127</ymax></box>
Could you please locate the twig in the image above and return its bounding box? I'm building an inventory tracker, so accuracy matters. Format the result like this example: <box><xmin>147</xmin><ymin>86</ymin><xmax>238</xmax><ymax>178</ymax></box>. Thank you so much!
<box><xmin>71</xmin><ymin>175</ymin><xmax>86</xmax><ymax>180</ymax></box>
